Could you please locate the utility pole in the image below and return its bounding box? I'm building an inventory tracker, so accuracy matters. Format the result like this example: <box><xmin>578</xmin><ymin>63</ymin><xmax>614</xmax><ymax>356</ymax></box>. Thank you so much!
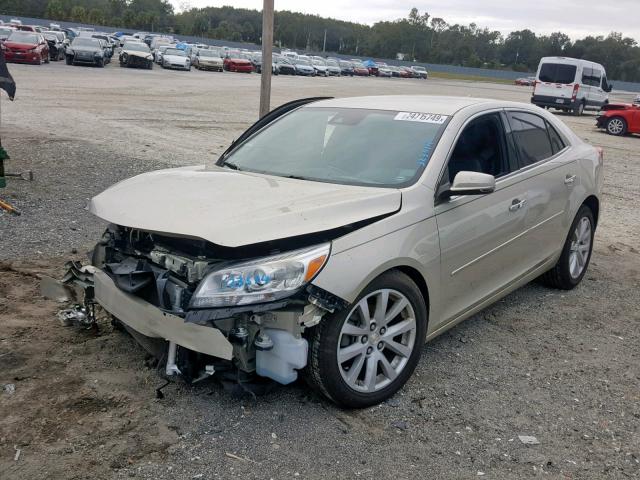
<box><xmin>259</xmin><ymin>0</ymin><xmax>274</xmax><ymax>118</ymax></box>
<box><xmin>323</xmin><ymin>29</ymin><xmax>327</xmax><ymax>53</ymax></box>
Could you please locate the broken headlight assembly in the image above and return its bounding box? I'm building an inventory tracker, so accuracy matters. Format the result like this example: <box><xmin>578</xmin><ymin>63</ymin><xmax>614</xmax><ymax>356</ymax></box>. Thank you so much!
<box><xmin>189</xmin><ymin>243</ymin><xmax>330</xmax><ymax>308</ymax></box>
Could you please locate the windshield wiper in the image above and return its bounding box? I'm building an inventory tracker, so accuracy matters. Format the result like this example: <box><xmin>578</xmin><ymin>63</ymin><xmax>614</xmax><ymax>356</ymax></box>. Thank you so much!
<box><xmin>221</xmin><ymin>161</ymin><xmax>241</xmax><ymax>171</ymax></box>
<box><xmin>281</xmin><ymin>174</ymin><xmax>310</xmax><ymax>180</ymax></box>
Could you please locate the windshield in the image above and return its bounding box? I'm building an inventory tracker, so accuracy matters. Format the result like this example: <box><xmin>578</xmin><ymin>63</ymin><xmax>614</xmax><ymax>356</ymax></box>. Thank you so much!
<box><xmin>413</xmin><ymin>66</ymin><xmax>425</xmax><ymax>71</ymax></box>
<box><xmin>339</xmin><ymin>61</ymin><xmax>352</xmax><ymax>67</ymax></box>
<box><xmin>326</xmin><ymin>59</ymin><xmax>338</xmax><ymax>67</ymax></box>
<box><xmin>312</xmin><ymin>59</ymin><xmax>326</xmax><ymax>66</ymax></box>
<box><xmin>72</xmin><ymin>37</ymin><xmax>100</xmax><ymax>47</ymax></box>
<box><xmin>165</xmin><ymin>48</ymin><xmax>186</xmax><ymax>56</ymax></box>
<box><xmin>222</xmin><ymin>107</ymin><xmax>447</xmax><ymax>187</ymax></box>
<box><xmin>124</xmin><ymin>42</ymin><xmax>149</xmax><ymax>52</ymax></box>
<box><xmin>539</xmin><ymin>63</ymin><xmax>577</xmax><ymax>84</ymax></box>
<box><xmin>7</xmin><ymin>31</ymin><xmax>38</xmax><ymax>43</ymax></box>
<box><xmin>199</xmin><ymin>49</ymin><xmax>219</xmax><ymax>57</ymax></box>
<box><xmin>296</xmin><ymin>58</ymin><xmax>311</xmax><ymax>66</ymax></box>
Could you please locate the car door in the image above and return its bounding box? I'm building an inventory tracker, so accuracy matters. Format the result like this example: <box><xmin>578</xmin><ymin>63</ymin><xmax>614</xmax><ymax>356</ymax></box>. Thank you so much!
<box><xmin>629</xmin><ymin>107</ymin><xmax>640</xmax><ymax>133</ymax></box>
<box><xmin>579</xmin><ymin>66</ymin><xmax>593</xmax><ymax>107</ymax></box>
<box><xmin>589</xmin><ymin>68</ymin><xmax>606</xmax><ymax>108</ymax></box>
<box><xmin>434</xmin><ymin>112</ymin><xmax>530</xmax><ymax>326</ymax></box>
<box><xmin>505</xmin><ymin>110</ymin><xmax>577</xmax><ymax>268</ymax></box>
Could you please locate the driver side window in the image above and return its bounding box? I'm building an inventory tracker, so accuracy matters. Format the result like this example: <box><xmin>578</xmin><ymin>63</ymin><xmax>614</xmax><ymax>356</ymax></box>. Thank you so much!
<box><xmin>446</xmin><ymin>113</ymin><xmax>511</xmax><ymax>184</ymax></box>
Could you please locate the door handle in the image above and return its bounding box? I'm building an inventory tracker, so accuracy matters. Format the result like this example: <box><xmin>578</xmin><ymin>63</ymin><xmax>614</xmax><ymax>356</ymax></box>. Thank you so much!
<box><xmin>509</xmin><ymin>199</ymin><xmax>527</xmax><ymax>212</ymax></box>
<box><xmin>564</xmin><ymin>174</ymin><xmax>577</xmax><ymax>185</ymax></box>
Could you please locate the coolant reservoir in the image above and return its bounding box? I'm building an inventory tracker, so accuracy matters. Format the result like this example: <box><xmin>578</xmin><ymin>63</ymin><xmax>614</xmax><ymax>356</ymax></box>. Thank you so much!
<box><xmin>256</xmin><ymin>328</ymin><xmax>308</xmax><ymax>385</ymax></box>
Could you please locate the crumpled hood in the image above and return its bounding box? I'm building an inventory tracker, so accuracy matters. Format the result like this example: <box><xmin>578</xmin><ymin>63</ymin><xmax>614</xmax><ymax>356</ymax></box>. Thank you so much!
<box><xmin>123</xmin><ymin>49</ymin><xmax>152</xmax><ymax>60</ymax></box>
<box><xmin>89</xmin><ymin>165</ymin><xmax>401</xmax><ymax>248</ymax></box>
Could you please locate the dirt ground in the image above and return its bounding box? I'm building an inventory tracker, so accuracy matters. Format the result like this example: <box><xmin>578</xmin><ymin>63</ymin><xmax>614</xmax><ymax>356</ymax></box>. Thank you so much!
<box><xmin>0</xmin><ymin>61</ymin><xmax>639</xmax><ymax>480</ymax></box>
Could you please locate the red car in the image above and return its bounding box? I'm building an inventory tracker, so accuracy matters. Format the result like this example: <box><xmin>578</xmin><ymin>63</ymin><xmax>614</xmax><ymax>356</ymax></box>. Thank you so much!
<box><xmin>596</xmin><ymin>101</ymin><xmax>640</xmax><ymax>136</ymax></box>
<box><xmin>223</xmin><ymin>51</ymin><xmax>253</xmax><ymax>73</ymax></box>
<box><xmin>351</xmin><ymin>62</ymin><xmax>370</xmax><ymax>76</ymax></box>
<box><xmin>15</xmin><ymin>25</ymin><xmax>38</xmax><ymax>32</ymax></box>
<box><xmin>515</xmin><ymin>77</ymin><xmax>536</xmax><ymax>86</ymax></box>
<box><xmin>2</xmin><ymin>31</ymin><xmax>49</xmax><ymax>65</ymax></box>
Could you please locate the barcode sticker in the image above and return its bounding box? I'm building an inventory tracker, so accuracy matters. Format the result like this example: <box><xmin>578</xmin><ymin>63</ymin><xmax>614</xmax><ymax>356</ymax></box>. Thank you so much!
<box><xmin>394</xmin><ymin>112</ymin><xmax>448</xmax><ymax>124</ymax></box>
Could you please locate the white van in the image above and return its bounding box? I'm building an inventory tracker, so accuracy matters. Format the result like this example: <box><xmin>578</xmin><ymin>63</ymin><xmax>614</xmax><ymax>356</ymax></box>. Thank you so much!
<box><xmin>532</xmin><ymin>57</ymin><xmax>613</xmax><ymax>115</ymax></box>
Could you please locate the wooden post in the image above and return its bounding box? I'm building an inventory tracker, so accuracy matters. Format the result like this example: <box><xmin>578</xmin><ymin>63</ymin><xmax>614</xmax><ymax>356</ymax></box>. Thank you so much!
<box><xmin>259</xmin><ymin>0</ymin><xmax>274</xmax><ymax>118</ymax></box>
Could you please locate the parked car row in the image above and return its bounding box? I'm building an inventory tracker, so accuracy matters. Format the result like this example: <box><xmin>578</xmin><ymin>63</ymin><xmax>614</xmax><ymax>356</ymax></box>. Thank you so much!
<box><xmin>0</xmin><ymin>23</ymin><xmax>120</xmax><ymax>66</ymax></box>
<box><xmin>0</xmin><ymin>22</ymin><xmax>430</xmax><ymax>79</ymax></box>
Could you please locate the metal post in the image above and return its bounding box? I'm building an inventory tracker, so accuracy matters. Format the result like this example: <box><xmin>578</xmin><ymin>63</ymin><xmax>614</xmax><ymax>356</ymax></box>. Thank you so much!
<box><xmin>323</xmin><ymin>29</ymin><xmax>327</xmax><ymax>53</ymax></box>
<box><xmin>0</xmin><ymin>90</ymin><xmax>4</xmax><ymax>189</ymax></box>
<box><xmin>259</xmin><ymin>0</ymin><xmax>274</xmax><ymax>118</ymax></box>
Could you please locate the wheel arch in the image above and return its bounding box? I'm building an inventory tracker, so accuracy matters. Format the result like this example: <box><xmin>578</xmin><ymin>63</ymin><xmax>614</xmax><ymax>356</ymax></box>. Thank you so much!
<box><xmin>393</xmin><ymin>265</ymin><xmax>430</xmax><ymax>316</ymax></box>
<box><xmin>582</xmin><ymin>195</ymin><xmax>600</xmax><ymax>227</ymax></box>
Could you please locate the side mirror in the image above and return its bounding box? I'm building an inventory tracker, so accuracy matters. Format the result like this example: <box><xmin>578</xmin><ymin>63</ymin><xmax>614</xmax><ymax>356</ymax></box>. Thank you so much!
<box><xmin>448</xmin><ymin>171</ymin><xmax>496</xmax><ymax>196</ymax></box>
<box><xmin>606</xmin><ymin>84</ymin><xmax>613</xmax><ymax>93</ymax></box>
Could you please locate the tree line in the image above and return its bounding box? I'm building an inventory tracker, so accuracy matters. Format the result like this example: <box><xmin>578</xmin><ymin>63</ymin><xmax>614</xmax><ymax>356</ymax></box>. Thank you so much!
<box><xmin>2</xmin><ymin>1</ymin><xmax>639</xmax><ymax>81</ymax></box>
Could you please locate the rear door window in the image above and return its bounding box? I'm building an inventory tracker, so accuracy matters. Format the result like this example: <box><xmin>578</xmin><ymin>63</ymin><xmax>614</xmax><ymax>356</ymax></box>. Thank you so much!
<box><xmin>539</xmin><ymin>63</ymin><xmax>577</xmax><ymax>84</ymax></box>
<box><xmin>507</xmin><ymin>112</ymin><xmax>554</xmax><ymax>167</ymax></box>
<box><xmin>546</xmin><ymin>122</ymin><xmax>566</xmax><ymax>154</ymax></box>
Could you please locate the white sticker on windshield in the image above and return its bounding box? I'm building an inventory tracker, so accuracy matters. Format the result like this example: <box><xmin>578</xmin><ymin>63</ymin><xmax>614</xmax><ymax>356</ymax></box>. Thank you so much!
<box><xmin>394</xmin><ymin>112</ymin><xmax>448</xmax><ymax>124</ymax></box>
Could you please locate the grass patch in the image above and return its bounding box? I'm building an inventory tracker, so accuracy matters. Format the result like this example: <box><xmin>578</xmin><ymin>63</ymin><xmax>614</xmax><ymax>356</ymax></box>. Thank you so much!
<box><xmin>429</xmin><ymin>71</ymin><xmax>515</xmax><ymax>85</ymax></box>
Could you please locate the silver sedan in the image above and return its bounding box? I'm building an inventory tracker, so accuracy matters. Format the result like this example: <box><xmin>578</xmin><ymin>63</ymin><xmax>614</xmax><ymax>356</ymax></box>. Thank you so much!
<box><xmin>82</xmin><ymin>96</ymin><xmax>604</xmax><ymax>408</ymax></box>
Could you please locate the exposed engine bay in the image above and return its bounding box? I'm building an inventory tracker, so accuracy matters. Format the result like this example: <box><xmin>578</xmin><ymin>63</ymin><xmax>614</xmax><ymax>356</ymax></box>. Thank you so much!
<box><xmin>56</xmin><ymin>225</ymin><xmax>348</xmax><ymax>389</ymax></box>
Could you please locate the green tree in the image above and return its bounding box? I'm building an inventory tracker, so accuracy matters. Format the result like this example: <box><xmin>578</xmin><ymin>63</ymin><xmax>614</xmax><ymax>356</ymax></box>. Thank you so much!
<box><xmin>69</xmin><ymin>5</ymin><xmax>87</xmax><ymax>22</ymax></box>
<box><xmin>45</xmin><ymin>0</ymin><xmax>66</xmax><ymax>20</ymax></box>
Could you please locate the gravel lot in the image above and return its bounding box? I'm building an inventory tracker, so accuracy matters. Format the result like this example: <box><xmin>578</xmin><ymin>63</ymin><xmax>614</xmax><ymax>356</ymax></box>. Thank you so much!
<box><xmin>0</xmin><ymin>62</ymin><xmax>639</xmax><ymax>480</ymax></box>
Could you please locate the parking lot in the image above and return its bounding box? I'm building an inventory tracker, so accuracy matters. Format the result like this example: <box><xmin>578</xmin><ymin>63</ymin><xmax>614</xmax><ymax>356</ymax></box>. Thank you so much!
<box><xmin>1</xmin><ymin>62</ymin><xmax>639</xmax><ymax>479</ymax></box>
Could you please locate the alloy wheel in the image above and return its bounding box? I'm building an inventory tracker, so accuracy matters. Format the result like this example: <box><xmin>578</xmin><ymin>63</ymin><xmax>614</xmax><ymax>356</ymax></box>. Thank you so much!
<box><xmin>337</xmin><ymin>289</ymin><xmax>417</xmax><ymax>393</ymax></box>
<box><xmin>607</xmin><ymin>118</ymin><xmax>625</xmax><ymax>135</ymax></box>
<box><xmin>569</xmin><ymin>217</ymin><xmax>592</xmax><ymax>279</ymax></box>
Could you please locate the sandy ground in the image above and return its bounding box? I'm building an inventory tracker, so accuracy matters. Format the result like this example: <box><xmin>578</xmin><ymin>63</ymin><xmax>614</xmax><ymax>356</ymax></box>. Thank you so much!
<box><xmin>0</xmin><ymin>61</ymin><xmax>639</xmax><ymax>480</ymax></box>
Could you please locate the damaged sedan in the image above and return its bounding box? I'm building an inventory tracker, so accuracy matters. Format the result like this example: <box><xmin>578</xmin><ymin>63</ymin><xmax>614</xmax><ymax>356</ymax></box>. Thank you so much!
<box><xmin>119</xmin><ymin>41</ymin><xmax>154</xmax><ymax>69</ymax></box>
<box><xmin>66</xmin><ymin>96</ymin><xmax>603</xmax><ymax>407</ymax></box>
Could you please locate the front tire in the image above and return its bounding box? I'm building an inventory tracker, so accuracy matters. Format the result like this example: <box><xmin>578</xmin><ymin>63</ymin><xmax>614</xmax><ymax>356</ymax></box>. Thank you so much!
<box><xmin>606</xmin><ymin>117</ymin><xmax>627</xmax><ymax>136</ymax></box>
<box><xmin>538</xmin><ymin>205</ymin><xmax>595</xmax><ymax>290</ymax></box>
<box><xmin>305</xmin><ymin>270</ymin><xmax>427</xmax><ymax>408</ymax></box>
<box><xmin>65</xmin><ymin>55</ymin><xmax>73</xmax><ymax>65</ymax></box>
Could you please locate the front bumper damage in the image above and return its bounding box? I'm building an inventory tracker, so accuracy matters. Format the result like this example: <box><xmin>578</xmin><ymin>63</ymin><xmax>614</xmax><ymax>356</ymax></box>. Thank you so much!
<box><xmin>45</xmin><ymin>226</ymin><xmax>348</xmax><ymax>389</ymax></box>
<box><xmin>94</xmin><ymin>270</ymin><xmax>233</xmax><ymax>360</ymax></box>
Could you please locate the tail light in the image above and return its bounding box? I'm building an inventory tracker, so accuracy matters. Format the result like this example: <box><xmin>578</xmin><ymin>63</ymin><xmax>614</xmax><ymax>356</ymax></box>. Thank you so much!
<box><xmin>571</xmin><ymin>84</ymin><xmax>580</xmax><ymax>101</ymax></box>
<box><xmin>533</xmin><ymin>80</ymin><xmax>539</xmax><ymax>94</ymax></box>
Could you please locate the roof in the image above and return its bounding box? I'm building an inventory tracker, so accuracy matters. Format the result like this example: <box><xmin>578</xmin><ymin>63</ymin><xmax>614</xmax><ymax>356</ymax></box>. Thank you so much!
<box><xmin>309</xmin><ymin>95</ymin><xmax>497</xmax><ymax>116</ymax></box>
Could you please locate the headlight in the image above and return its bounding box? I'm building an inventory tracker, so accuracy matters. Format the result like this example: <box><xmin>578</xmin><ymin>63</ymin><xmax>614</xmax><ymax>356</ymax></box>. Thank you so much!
<box><xmin>189</xmin><ymin>243</ymin><xmax>330</xmax><ymax>308</ymax></box>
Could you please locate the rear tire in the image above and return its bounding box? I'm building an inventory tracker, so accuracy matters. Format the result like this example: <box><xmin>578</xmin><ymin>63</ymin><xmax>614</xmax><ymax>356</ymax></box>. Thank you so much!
<box><xmin>572</xmin><ymin>101</ymin><xmax>585</xmax><ymax>116</ymax></box>
<box><xmin>305</xmin><ymin>270</ymin><xmax>427</xmax><ymax>408</ymax></box>
<box><xmin>606</xmin><ymin>116</ymin><xmax>627</xmax><ymax>136</ymax></box>
<box><xmin>538</xmin><ymin>205</ymin><xmax>595</xmax><ymax>290</ymax></box>
<box><xmin>65</xmin><ymin>55</ymin><xmax>73</xmax><ymax>65</ymax></box>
